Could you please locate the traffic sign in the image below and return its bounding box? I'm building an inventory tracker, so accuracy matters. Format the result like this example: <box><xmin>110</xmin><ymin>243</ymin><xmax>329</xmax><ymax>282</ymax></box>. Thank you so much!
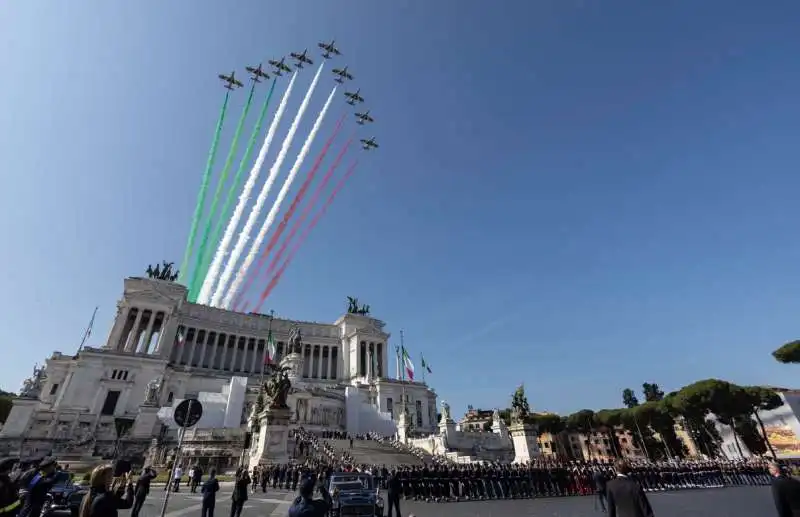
<box><xmin>174</xmin><ymin>398</ymin><xmax>203</xmax><ymax>428</ymax></box>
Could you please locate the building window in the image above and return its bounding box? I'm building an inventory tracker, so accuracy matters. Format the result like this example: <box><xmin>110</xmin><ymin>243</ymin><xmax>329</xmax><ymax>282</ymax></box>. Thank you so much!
<box><xmin>49</xmin><ymin>384</ymin><xmax>59</xmax><ymax>395</ymax></box>
<box><xmin>416</xmin><ymin>400</ymin><xmax>423</xmax><ymax>427</ymax></box>
<box><xmin>100</xmin><ymin>390</ymin><xmax>121</xmax><ymax>416</ymax></box>
<box><xmin>387</xmin><ymin>398</ymin><xmax>393</xmax><ymax>419</ymax></box>
<box><xmin>167</xmin><ymin>392</ymin><xmax>174</xmax><ymax>404</ymax></box>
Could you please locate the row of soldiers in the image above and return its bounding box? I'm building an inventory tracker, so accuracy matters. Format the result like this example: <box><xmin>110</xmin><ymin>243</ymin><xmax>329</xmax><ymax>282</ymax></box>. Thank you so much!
<box><xmin>380</xmin><ymin>460</ymin><xmax>774</xmax><ymax>502</ymax></box>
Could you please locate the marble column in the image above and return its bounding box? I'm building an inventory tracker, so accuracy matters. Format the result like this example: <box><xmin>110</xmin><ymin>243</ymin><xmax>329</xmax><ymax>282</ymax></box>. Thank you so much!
<box><xmin>141</xmin><ymin>312</ymin><xmax>156</xmax><ymax>354</ymax></box>
<box><xmin>124</xmin><ymin>309</ymin><xmax>143</xmax><ymax>353</ymax></box>
<box><xmin>199</xmin><ymin>330</ymin><xmax>209</xmax><ymax>368</ymax></box>
<box><xmin>107</xmin><ymin>306</ymin><xmax>129</xmax><ymax>351</ymax></box>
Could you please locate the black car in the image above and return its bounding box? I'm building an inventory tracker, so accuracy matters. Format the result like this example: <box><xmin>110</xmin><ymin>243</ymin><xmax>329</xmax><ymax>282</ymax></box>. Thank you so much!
<box><xmin>43</xmin><ymin>472</ymin><xmax>87</xmax><ymax>517</ymax></box>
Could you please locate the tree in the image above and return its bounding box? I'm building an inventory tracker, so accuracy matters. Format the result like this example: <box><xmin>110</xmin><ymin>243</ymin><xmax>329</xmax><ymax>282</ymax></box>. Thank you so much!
<box><xmin>642</xmin><ymin>383</ymin><xmax>665</xmax><ymax>402</ymax></box>
<box><xmin>595</xmin><ymin>409</ymin><xmax>624</xmax><ymax>457</ymax></box>
<box><xmin>0</xmin><ymin>391</ymin><xmax>13</xmax><ymax>424</ymax></box>
<box><xmin>744</xmin><ymin>386</ymin><xmax>782</xmax><ymax>457</ymax></box>
<box><xmin>772</xmin><ymin>340</ymin><xmax>800</xmax><ymax>364</ymax></box>
<box><xmin>566</xmin><ymin>410</ymin><xmax>596</xmax><ymax>459</ymax></box>
<box><xmin>622</xmin><ymin>389</ymin><xmax>640</xmax><ymax>408</ymax></box>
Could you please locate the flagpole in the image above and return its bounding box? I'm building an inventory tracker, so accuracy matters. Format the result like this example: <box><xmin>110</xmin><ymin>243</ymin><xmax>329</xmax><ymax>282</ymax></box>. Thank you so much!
<box><xmin>420</xmin><ymin>352</ymin><xmax>426</xmax><ymax>385</ymax></box>
<box><xmin>400</xmin><ymin>330</ymin><xmax>407</xmax><ymax>421</ymax></box>
<box><xmin>259</xmin><ymin>310</ymin><xmax>274</xmax><ymax>386</ymax></box>
<box><xmin>78</xmin><ymin>306</ymin><xmax>98</xmax><ymax>353</ymax></box>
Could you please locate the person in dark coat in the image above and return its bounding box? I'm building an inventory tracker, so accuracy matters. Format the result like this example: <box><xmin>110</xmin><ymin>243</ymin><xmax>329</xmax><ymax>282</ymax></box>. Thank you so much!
<box><xmin>287</xmin><ymin>476</ymin><xmax>331</xmax><ymax>517</ymax></box>
<box><xmin>0</xmin><ymin>459</ymin><xmax>20</xmax><ymax>517</ymax></box>
<box><xmin>18</xmin><ymin>457</ymin><xmax>58</xmax><ymax>517</ymax></box>
<box><xmin>593</xmin><ymin>467</ymin><xmax>609</xmax><ymax>513</ymax></box>
<box><xmin>606</xmin><ymin>460</ymin><xmax>654</xmax><ymax>517</ymax></box>
<box><xmin>200</xmin><ymin>468</ymin><xmax>219</xmax><ymax>517</ymax></box>
<box><xmin>229</xmin><ymin>468</ymin><xmax>250</xmax><ymax>517</ymax></box>
<box><xmin>131</xmin><ymin>467</ymin><xmax>157</xmax><ymax>517</ymax></box>
<box><xmin>386</xmin><ymin>470</ymin><xmax>402</xmax><ymax>517</ymax></box>
<box><xmin>78</xmin><ymin>465</ymin><xmax>134</xmax><ymax>517</ymax></box>
<box><xmin>769</xmin><ymin>460</ymin><xmax>800</xmax><ymax>517</ymax></box>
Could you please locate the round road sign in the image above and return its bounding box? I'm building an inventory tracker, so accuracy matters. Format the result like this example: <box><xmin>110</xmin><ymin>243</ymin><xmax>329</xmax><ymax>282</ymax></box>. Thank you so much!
<box><xmin>174</xmin><ymin>398</ymin><xmax>203</xmax><ymax>428</ymax></box>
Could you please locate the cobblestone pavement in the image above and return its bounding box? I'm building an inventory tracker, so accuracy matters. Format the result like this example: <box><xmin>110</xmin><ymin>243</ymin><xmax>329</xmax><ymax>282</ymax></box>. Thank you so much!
<box><xmin>119</xmin><ymin>485</ymin><xmax>772</xmax><ymax>517</ymax></box>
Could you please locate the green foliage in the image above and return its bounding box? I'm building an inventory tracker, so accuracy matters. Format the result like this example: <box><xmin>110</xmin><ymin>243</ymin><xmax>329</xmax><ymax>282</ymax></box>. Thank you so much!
<box><xmin>642</xmin><ymin>383</ymin><xmax>665</xmax><ymax>402</ymax></box>
<box><xmin>565</xmin><ymin>409</ymin><xmax>595</xmax><ymax>433</ymax></box>
<box><xmin>0</xmin><ymin>390</ymin><xmax>15</xmax><ymax>424</ymax></box>
<box><xmin>735</xmin><ymin>417</ymin><xmax>767</xmax><ymax>456</ymax></box>
<box><xmin>772</xmin><ymin>340</ymin><xmax>800</xmax><ymax>364</ymax></box>
<box><xmin>622</xmin><ymin>389</ymin><xmax>639</xmax><ymax>408</ymax></box>
<box><xmin>531</xmin><ymin>413</ymin><xmax>566</xmax><ymax>434</ymax></box>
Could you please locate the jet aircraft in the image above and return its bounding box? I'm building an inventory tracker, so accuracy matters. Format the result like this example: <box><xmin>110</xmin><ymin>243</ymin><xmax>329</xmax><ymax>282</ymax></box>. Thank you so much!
<box><xmin>245</xmin><ymin>64</ymin><xmax>269</xmax><ymax>82</ymax></box>
<box><xmin>332</xmin><ymin>66</ymin><xmax>354</xmax><ymax>83</ymax></box>
<box><xmin>218</xmin><ymin>71</ymin><xmax>244</xmax><ymax>90</ymax></box>
<box><xmin>318</xmin><ymin>40</ymin><xmax>341</xmax><ymax>59</ymax></box>
<box><xmin>344</xmin><ymin>89</ymin><xmax>364</xmax><ymax>105</ymax></box>
<box><xmin>355</xmin><ymin>111</ymin><xmax>374</xmax><ymax>125</ymax></box>
<box><xmin>361</xmin><ymin>137</ymin><xmax>379</xmax><ymax>150</ymax></box>
<box><xmin>269</xmin><ymin>57</ymin><xmax>292</xmax><ymax>76</ymax></box>
<box><xmin>291</xmin><ymin>49</ymin><xmax>314</xmax><ymax>68</ymax></box>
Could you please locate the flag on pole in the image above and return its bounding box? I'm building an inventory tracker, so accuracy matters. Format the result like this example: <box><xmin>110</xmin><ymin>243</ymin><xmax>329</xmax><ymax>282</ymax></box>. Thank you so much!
<box><xmin>421</xmin><ymin>356</ymin><xmax>432</xmax><ymax>374</ymax></box>
<box><xmin>264</xmin><ymin>330</ymin><xmax>276</xmax><ymax>364</ymax></box>
<box><xmin>401</xmin><ymin>346</ymin><xmax>414</xmax><ymax>381</ymax></box>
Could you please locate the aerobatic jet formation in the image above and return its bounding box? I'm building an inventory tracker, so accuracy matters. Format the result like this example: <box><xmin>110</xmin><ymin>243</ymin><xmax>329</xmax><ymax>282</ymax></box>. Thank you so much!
<box><xmin>245</xmin><ymin>64</ymin><xmax>269</xmax><ymax>82</ymax></box>
<box><xmin>355</xmin><ymin>111</ymin><xmax>374</xmax><ymax>125</ymax></box>
<box><xmin>361</xmin><ymin>137</ymin><xmax>379</xmax><ymax>150</ymax></box>
<box><xmin>291</xmin><ymin>49</ymin><xmax>314</xmax><ymax>68</ymax></box>
<box><xmin>269</xmin><ymin>57</ymin><xmax>292</xmax><ymax>76</ymax></box>
<box><xmin>318</xmin><ymin>40</ymin><xmax>341</xmax><ymax>59</ymax></box>
<box><xmin>218</xmin><ymin>71</ymin><xmax>244</xmax><ymax>90</ymax></box>
<box><xmin>332</xmin><ymin>66</ymin><xmax>354</xmax><ymax>83</ymax></box>
<box><xmin>344</xmin><ymin>89</ymin><xmax>364</xmax><ymax>105</ymax></box>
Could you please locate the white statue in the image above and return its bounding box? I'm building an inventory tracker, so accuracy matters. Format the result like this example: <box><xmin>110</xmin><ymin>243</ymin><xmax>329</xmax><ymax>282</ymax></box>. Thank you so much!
<box><xmin>144</xmin><ymin>377</ymin><xmax>162</xmax><ymax>406</ymax></box>
<box><xmin>441</xmin><ymin>400</ymin><xmax>451</xmax><ymax>422</ymax></box>
<box><xmin>20</xmin><ymin>363</ymin><xmax>46</xmax><ymax>398</ymax></box>
<box><xmin>492</xmin><ymin>408</ymin><xmax>501</xmax><ymax>423</ymax></box>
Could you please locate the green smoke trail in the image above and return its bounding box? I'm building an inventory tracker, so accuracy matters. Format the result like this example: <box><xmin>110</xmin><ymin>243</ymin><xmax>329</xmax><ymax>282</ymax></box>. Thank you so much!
<box><xmin>188</xmin><ymin>82</ymin><xmax>257</xmax><ymax>300</ymax></box>
<box><xmin>193</xmin><ymin>77</ymin><xmax>278</xmax><ymax>298</ymax></box>
<box><xmin>178</xmin><ymin>91</ymin><xmax>231</xmax><ymax>285</ymax></box>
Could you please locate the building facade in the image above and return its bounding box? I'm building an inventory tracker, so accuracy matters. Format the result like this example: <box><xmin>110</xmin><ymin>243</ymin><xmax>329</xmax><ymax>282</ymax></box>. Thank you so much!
<box><xmin>0</xmin><ymin>277</ymin><xmax>436</xmax><ymax>464</ymax></box>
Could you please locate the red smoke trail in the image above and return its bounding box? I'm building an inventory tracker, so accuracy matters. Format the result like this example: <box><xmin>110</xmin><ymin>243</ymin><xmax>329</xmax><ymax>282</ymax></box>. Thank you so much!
<box><xmin>232</xmin><ymin>114</ymin><xmax>345</xmax><ymax>311</ymax></box>
<box><xmin>254</xmin><ymin>160</ymin><xmax>359</xmax><ymax>311</ymax></box>
<box><xmin>258</xmin><ymin>135</ymin><xmax>354</xmax><ymax>296</ymax></box>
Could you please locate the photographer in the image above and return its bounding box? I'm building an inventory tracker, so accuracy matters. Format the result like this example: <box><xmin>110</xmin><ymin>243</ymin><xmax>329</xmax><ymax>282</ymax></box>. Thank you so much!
<box><xmin>19</xmin><ymin>458</ymin><xmax>58</xmax><ymax>517</ymax></box>
<box><xmin>288</xmin><ymin>476</ymin><xmax>332</xmax><ymax>517</ymax></box>
<box><xmin>78</xmin><ymin>465</ymin><xmax>134</xmax><ymax>517</ymax></box>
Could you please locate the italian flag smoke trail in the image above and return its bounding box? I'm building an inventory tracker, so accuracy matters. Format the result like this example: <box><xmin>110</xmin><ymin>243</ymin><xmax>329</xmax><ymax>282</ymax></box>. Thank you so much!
<box><xmin>254</xmin><ymin>160</ymin><xmax>359</xmax><ymax>310</ymax></box>
<box><xmin>232</xmin><ymin>114</ymin><xmax>346</xmax><ymax>310</ymax></box>
<box><xmin>233</xmin><ymin>135</ymin><xmax>353</xmax><ymax>311</ymax></box>
<box><xmin>187</xmin><ymin>81</ymin><xmax>257</xmax><ymax>300</ymax></box>
<box><xmin>216</xmin><ymin>63</ymin><xmax>332</xmax><ymax>308</ymax></box>
<box><xmin>178</xmin><ymin>91</ymin><xmax>230</xmax><ymax>284</ymax></box>
<box><xmin>197</xmin><ymin>73</ymin><xmax>299</xmax><ymax>306</ymax></box>
<box><xmin>211</xmin><ymin>64</ymin><xmax>326</xmax><ymax>308</ymax></box>
<box><xmin>194</xmin><ymin>77</ymin><xmax>278</xmax><ymax>302</ymax></box>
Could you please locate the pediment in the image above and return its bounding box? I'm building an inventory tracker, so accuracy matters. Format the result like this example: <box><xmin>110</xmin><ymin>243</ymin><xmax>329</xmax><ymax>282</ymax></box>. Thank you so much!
<box><xmin>125</xmin><ymin>278</ymin><xmax>186</xmax><ymax>306</ymax></box>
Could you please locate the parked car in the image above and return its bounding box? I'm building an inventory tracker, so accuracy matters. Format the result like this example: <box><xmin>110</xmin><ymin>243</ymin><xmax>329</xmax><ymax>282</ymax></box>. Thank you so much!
<box><xmin>328</xmin><ymin>472</ymin><xmax>383</xmax><ymax>517</ymax></box>
<box><xmin>42</xmin><ymin>472</ymin><xmax>86</xmax><ymax>517</ymax></box>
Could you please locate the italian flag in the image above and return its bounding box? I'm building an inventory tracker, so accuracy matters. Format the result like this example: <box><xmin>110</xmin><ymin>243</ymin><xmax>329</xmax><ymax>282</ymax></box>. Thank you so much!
<box><xmin>401</xmin><ymin>346</ymin><xmax>415</xmax><ymax>381</ymax></box>
<box><xmin>264</xmin><ymin>331</ymin><xmax>276</xmax><ymax>364</ymax></box>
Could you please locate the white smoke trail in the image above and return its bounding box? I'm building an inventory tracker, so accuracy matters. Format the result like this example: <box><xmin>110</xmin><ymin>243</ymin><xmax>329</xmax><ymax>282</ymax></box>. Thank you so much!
<box><xmin>211</xmin><ymin>62</ymin><xmax>326</xmax><ymax>307</ymax></box>
<box><xmin>196</xmin><ymin>73</ymin><xmax>299</xmax><ymax>305</ymax></box>
<box><xmin>220</xmin><ymin>84</ymin><xmax>338</xmax><ymax>309</ymax></box>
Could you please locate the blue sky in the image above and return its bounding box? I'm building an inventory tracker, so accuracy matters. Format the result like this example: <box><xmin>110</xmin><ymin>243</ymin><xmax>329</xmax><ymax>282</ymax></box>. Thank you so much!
<box><xmin>1</xmin><ymin>1</ymin><xmax>800</xmax><ymax>416</ymax></box>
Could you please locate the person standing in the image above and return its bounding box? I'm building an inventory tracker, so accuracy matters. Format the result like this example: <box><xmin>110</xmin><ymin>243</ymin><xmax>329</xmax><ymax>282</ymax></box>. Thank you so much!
<box><xmin>287</xmin><ymin>476</ymin><xmax>332</xmax><ymax>517</ymax></box>
<box><xmin>200</xmin><ymin>469</ymin><xmax>219</xmax><ymax>517</ymax></box>
<box><xmin>131</xmin><ymin>467</ymin><xmax>157</xmax><ymax>517</ymax></box>
<box><xmin>606</xmin><ymin>460</ymin><xmax>654</xmax><ymax>517</ymax></box>
<box><xmin>171</xmin><ymin>465</ymin><xmax>183</xmax><ymax>493</ymax></box>
<box><xmin>18</xmin><ymin>457</ymin><xmax>58</xmax><ymax>517</ymax></box>
<box><xmin>190</xmin><ymin>467</ymin><xmax>203</xmax><ymax>494</ymax></box>
<box><xmin>386</xmin><ymin>470</ymin><xmax>402</xmax><ymax>517</ymax></box>
<box><xmin>77</xmin><ymin>465</ymin><xmax>134</xmax><ymax>517</ymax></box>
<box><xmin>229</xmin><ymin>468</ymin><xmax>250</xmax><ymax>517</ymax></box>
<box><xmin>593</xmin><ymin>466</ymin><xmax>609</xmax><ymax>513</ymax></box>
<box><xmin>0</xmin><ymin>459</ymin><xmax>20</xmax><ymax>517</ymax></box>
<box><xmin>769</xmin><ymin>460</ymin><xmax>800</xmax><ymax>517</ymax></box>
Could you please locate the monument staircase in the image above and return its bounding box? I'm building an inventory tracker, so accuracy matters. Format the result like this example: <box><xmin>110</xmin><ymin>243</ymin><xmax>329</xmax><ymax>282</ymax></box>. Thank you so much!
<box><xmin>326</xmin><ymin>439</ymin><xmax>426</xmax><ymax>466</ymax></box>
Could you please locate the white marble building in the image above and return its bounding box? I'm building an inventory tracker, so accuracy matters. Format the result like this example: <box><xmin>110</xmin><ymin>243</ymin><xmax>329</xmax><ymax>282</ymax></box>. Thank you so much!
<box><xmin>0</xmin><ymin>277</ymin><xmax>437</xmax><ymax>463</ymax></box>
